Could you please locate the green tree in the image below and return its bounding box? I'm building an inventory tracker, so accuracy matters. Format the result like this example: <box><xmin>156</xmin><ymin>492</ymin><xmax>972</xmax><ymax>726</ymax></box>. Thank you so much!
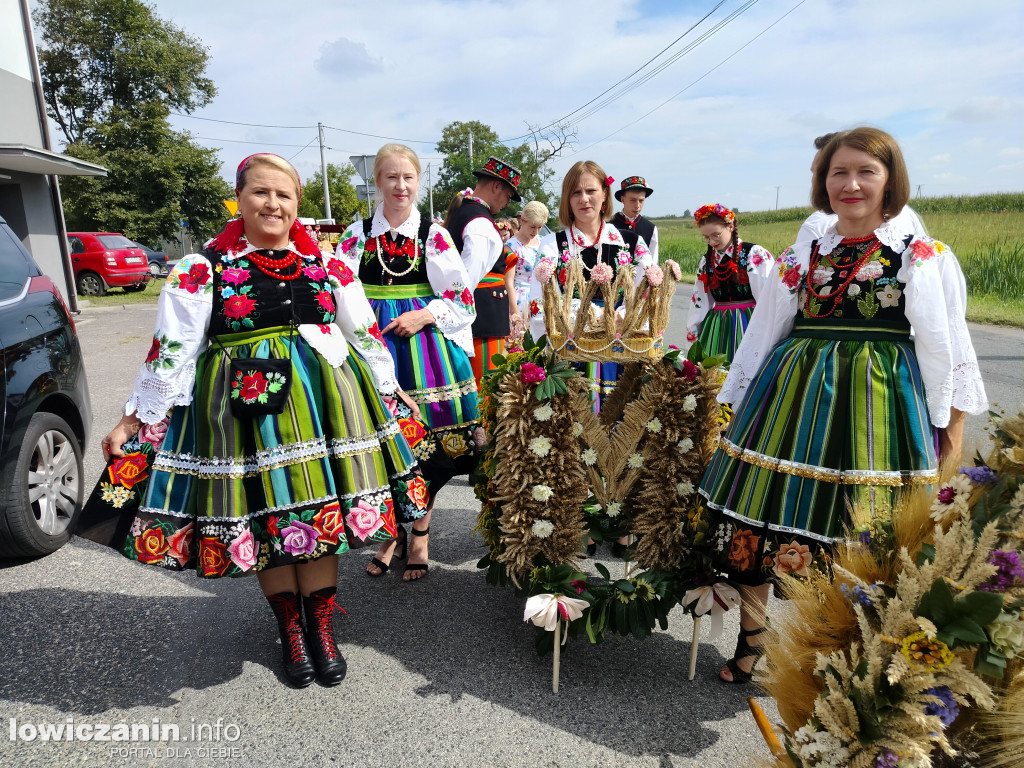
<box><xmin>424</xmin><ymin>120</ymin><xmax>566</xmax><ymax>222</ymax></box>
<box><xmin>299</xmin><ymin>163</ymin><xmax>361</xmax><ymax>224</ymax></box>
<box><xmin>60</xmin><ymin>104</ymin><xmax>232</xmax><ymax>246</ymax></box>
<box><xmin>34</xmin><ymin>0</ymin><xmax>216</xmax><ymax>145</ymax></box>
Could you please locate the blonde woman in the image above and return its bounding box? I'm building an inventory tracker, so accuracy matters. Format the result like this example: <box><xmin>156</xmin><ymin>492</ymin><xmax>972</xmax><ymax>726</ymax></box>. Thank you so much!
<box><xmin>507</xmin><ymin>200</ymin><xmax>549</xmax><ymax>319</ymax></box>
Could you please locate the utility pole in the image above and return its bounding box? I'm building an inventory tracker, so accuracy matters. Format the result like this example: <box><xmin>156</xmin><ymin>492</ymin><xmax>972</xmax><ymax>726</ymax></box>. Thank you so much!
<box><xmin>468</xmin><ymin>129</ymin><xmax>474</xmax><ymax>165</ymax></box>
<box><xmin>916</xmin><ymin>184</ymin><xmax>923</xmax><ymax>198</ymax></box>
<box><xmin>775</xmin><ymin>186</ymin><xmax>781</xmax><ymax>210</ymax></box>
<box><xmin>318</xmin><ymin>122</ymin><xmax>332</xmax><ymax>219</ymax></box>
<box><xmin>427</xmin><ymin>163</ymin><xmax>434</xmax><ymax>221</ymax></box>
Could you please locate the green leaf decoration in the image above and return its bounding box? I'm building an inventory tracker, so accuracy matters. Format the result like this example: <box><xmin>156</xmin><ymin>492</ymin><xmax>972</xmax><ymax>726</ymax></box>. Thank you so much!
<box><xmin>856</xmin><ymin>296</ymin><xmax>879</xmax><ymax>319</ymax></box>
<box><xmin>595</xmin><ymin>563</ymin><xmax>611</xmax><ymax>581</ymax></box>
<box><xmin>490</xmin><ymin>353</ymin><xmax>507</xmax><ymax>367</ymax></box>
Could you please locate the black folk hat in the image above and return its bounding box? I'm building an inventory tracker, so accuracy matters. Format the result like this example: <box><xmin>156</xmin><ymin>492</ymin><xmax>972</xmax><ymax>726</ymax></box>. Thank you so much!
<box><xmin>473</xmin><ymin>156</ymin><xmax>523</xmax><ymax>202</ymax></box>
<box><xmin>615</xmin><ymin>175</ymin><xmax>654</xmax><ymax>201</ymax></box>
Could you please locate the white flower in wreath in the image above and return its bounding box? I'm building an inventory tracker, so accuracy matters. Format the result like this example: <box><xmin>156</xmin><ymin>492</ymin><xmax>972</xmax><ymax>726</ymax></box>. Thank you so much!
<box><xmin>534</xmin><ymin>404</ymin><xmax>554</xmax><ymax>422</ymax></box>
<box><xmin>528</xmin><ymin>436</ymin><xmax>553</xmax><ymax>457</ymax></box>
<box><xmin>676</xmin><ymin>481</ymin><xmax>694</xmax><ymax>497</ymax></box>
<box><xmin>877</xmin><ymin>285</ymin><xmax>902</xmax><ymax>308</ymax></box>
<box><xmin>571</xmin><ymin>421</ymin><xmax>583</xmax><ymax>437</ymax></box>
<box><xmin>531</xmin><ymin>519</ymin><xmax>554</xmax><ymax>539</ymax></box>
<box><xmin>581</xmin><ymin>447</ymin><xmax>598</xmax><ymax>466</ymax></box>
<box><xmin>847</xmin><ymin>283</ymin><xmax>861</xmax><ymax>296</ymax></box>
<box><xmin>606</xmin><ymin>501</ymin><xmax>622</xmax><ymax>518</ymax></box>
<box><xmin>532</xmin><ymin>484</ymin><xmax>554</xmax><ymax>502</ymax></box>
<box><xmin>682</xmin><ymin>394</ymin><xmax>698</xmax><ymax>412</ymax></box>
<box><xmin>627</xmin><ymin>453</ymin><xmax>644</xmax><ymax>469</ymax></box>
<box><xmin>793</xmin><ymin>725</ymin><xmax>851</xmax><ymax>768</ymax></box>
<box><xmin>678</xmin><ymin>437</ymin><xmax>694</xmax><ymax>454</ymax></box>
<box><xmin>645</xmin><ymin>418</ymin><xmax>662</xmax><ymax>433</ymax></box>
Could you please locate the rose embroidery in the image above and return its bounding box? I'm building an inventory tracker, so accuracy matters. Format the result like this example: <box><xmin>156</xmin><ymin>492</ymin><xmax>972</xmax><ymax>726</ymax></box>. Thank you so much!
<box><xmin>405</xmin><ymin>475</ymin><xmax>430</xmax><ymax>509</ymax></box>
<box><xmin>223</xmin><ymin>293</ymin><xmax>257</xmax><ymax>320</ymax></box>
<box><xmin>399</xmin><ymin>417</ymin><xmax>428</xmax><ymax>448</ymax></box>
<box><xmin>314</xmin><ymin>289</ymin><xmax>335</xmax><ymax>314</ymax></box>
<box><xmin>145</xmin><ymin>337</ymin><xmax>160</xmax><ymax>363</ymax></box>
<box><xmin>220</xmin><ymin>266</ymin><xmax>250</xmax><ymax>286</ymax></box>
<box><xmin>727</xmin><ymin>529</ymin><xmax>760</xmax><ymax>572</ymax></box>
<box><xmin>135</xmin><ymin>526</ymin><xmax>170</xmax><ymax>564</ymax></box>
<box><xmin>227</xmin><ymin>528</ymin><xmax>257</xmax><ymax>571</ymax></box>
<box><xmin>772</xmin><ymin>540</ymin><xmax>813</xmax><ymax>578</ymax></box>
<box><xmin>109</xmin><ymin>452</ymin><xmax>149</xmax><ymax>489</ymax></box>
<box><xmin>432</xmin><ymin>232</ymin><xmax>451</xmax><ymax>253</ymax></box>
<box><xmin>176</xmin><ymin>262</ymin><xmax>210</xmax><ymax>294</ymax></box>
<box><xmin>199</xmin><ymin>536</ymin><xmax>231</xmax><ymax>576</ymax></box>
<box><xmin>166</xmin><ymin>522</ymin><xmax>194</xmax><ymax>567</ymax></box>
<box><xmin>303</xmin><ymin>264</ymin><xmax>327</xmax><ymax>281</ymax></box>
<box><xmin>339</xmin><ymin>235</ymin><xmax>358</xmax><ymax>255</ymax></box>
<box><xmin>345</xmin><ymin>500</ymin><xmax>385</xmax><ymax>541</ymax></box>
<box><xmin>281</xmin><ymin>521</ymin><xmax>319</xmax><ymax>557</ymax></box>
<box><xmin>781</xmin><ymin>266</ymin><xmax>802</xmax><ymax>291</ymax></box>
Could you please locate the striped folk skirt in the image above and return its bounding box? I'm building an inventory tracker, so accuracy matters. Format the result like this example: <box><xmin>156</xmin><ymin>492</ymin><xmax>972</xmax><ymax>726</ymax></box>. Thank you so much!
<box><xmin>698</xmin><ymin>322</ymin><xmax>938</xmax><ymax>584</ymax></box>
<box><xmin>365</xmin><ymin>286</ymin><xmax>480</xmax><ymax>498</ymax></box>
<box><xmin>697</xmin><ymin>300</ymin><xmax>755</xmax><ymax>365</ymax></box>
<box><xmin>123</xmin><ymin>327</ymin><xmax>428</xmax><ymax>577</ymax></box>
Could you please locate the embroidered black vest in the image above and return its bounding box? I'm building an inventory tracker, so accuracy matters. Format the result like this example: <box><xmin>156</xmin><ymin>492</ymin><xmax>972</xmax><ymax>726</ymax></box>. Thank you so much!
<box><xmin>357</xmin><ymin>216</ymin><xmax>433</xmax><ymax>288</ymax></box>
<box><xmin>705</xmin><ymin>242</ymin><xmax>756</xmax><ymax>304</ymax></box>
<box><xmin>611</xmin><ymin>213</ymin><xmax>655</xmax><ymax>249</ymax></box>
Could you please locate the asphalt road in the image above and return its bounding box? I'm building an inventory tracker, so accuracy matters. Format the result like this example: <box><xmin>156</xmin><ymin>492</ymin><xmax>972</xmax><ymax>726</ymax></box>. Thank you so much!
<box><xmin>0</xmin><ymin>290</ymin><xmax>1020</xmax><ymax>768</ymax></box>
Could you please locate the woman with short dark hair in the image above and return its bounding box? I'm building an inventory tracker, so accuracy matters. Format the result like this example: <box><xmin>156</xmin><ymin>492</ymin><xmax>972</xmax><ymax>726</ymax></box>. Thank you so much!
<box><xmin>698</xmin><ymin>126</ymin><xmax>988</xmax><ymax>683</ymax></box>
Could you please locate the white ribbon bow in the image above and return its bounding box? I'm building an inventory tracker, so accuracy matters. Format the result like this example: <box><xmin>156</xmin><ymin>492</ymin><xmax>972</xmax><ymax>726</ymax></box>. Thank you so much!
<box><xmin>523</xmin><ymin>594</ymin><xmax>589</xmax><ymax>642</ymax></box>
<box><xmin>681</xmin><ymin>582</ymin><xmax>741</xmax><ymax>639</ymax></box>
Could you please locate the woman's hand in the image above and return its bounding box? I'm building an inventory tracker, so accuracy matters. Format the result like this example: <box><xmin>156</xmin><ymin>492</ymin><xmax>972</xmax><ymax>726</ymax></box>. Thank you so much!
<box><xmin>101</xmin><ymin>414</ymin><xmax>143</xmax><ymax>459</ymax></box>
<box><xmin>396</xmin><ymin>389</ymin><xmax>419</xmax><ymax>414</ymax></box>
<box><xmin>382</xmin><ymin>308</ymin><xmax>434</xmax><ymax>337</ymax></box>
<box><xmin>938</xmin><ymin>407</ymin><xmax>966</xmax><ymax>464</ymax></box>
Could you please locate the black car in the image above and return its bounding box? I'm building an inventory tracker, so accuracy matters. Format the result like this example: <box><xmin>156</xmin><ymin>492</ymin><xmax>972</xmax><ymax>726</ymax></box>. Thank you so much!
<box><xmin>0</xmin><ymin>215</ymin><xmax>92</xmax><ymax>557</ymax></box>
<box><xmin>136</xmin><ymin>243</ymin><xmax>169</xmax><ymax>276</ymax></box>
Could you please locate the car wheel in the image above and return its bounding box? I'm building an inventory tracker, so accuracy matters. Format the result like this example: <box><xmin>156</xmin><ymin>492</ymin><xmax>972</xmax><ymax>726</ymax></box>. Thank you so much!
<box><xmin>0</xmin><ymin>413</ymin><xmax>84</xmax><ymax>557</ymax></box>
<box><xmin>76</xmin><ymin>271</ymin><xmax>106</xmax><ymax>296</ymax></box>
<box><xmin>149</xmin><ymin>262</ymin><xmax>162</xmax><ymax>276</ymax></box>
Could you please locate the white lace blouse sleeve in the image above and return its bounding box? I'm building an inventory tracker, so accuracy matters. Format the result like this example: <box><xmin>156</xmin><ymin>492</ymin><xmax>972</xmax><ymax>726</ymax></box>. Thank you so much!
<box><xmin>423</xmin><ymin>222</ymin><xmax>476</xmax><ymax>355</ymax></box>
<box><xmin>901</xmin><ymin>238</ymin><xmax>988</xmax><ymax>427</ymax></box>
<box><xmin>334</xmin><ymin>221</ymin><xmax>365</xmax><ymax>270</ymax></box>
<box><xmin>460</xmin><ymin>218</ymin><xmax>502</xmax><ymax>288</ymax></box>
<box><xmin>746</xmin><ymin>245</ymin><xmax>776</xmax><ymax>302</ymax></box>
<box><xmin>529</xmin><ymin>235</ymin><xmax>559</xmax><ymax>342</ymax></box>
<box><xmin>124</xmin><ymin>254</ymin><xmax>213</xmax><ymax>424</ymax></box>
<box><xmin>323</xmin><ymin>251</ymin><xmax>398</xmax><ymax>394</ymax></box>
<box><xmin>686</xmin><ymin>255</ymin><xmax>710</xmax><ymax>345</ymax></box>
<box><xmin>719</xmin><ymin>246</ymin><xmax>802</xmax><ymax>406</ymax></box>
<box><xmin>649</xmin><ymin>226</ymin><xmax>659</xmax><ymax>261</ymax></box>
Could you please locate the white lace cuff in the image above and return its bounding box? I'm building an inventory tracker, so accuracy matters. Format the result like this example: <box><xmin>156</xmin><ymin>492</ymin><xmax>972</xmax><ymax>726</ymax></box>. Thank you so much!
<box><xmin>124</xmin><ymin>362</ymin><xmax>197</xmax><ymax>424</ymax></box>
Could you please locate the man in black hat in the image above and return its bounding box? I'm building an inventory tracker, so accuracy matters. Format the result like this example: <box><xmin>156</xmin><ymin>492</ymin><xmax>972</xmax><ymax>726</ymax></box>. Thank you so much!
<box><xmin>611</xmin><ymin>175</ymin><xmax>658</xmax><ymax>260</ymax></box>
<box><xmin>446</xmin><ymin>156</ymin><xmax>524</xmax><ymax>385</ymax></box>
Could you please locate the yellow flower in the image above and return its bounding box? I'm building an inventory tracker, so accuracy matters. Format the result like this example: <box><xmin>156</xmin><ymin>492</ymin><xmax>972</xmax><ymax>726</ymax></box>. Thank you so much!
<box><xmin>879</xmin><ymin>256</ymin><xmax>890</xmax><ymax>266</ymax></box>
<box><xmin>900</xmin><ymin>631</ymin><xmax>954</xmax><ymax>669</ymax></box>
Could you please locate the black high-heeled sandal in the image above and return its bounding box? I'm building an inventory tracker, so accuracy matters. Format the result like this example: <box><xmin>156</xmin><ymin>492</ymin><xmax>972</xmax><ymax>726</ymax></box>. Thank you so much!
<box><xmin>719</xmin><ymin>624</ymin><xmax>769</xmax><ymax>684</ymax></box>
<box><xmin>366</xmin><ymin>526</ymin><xmax>407</xmax><ymax>577</ymax></box>
<box><xmin>403</xmin><ymin>526</ymin><xmax>429</xmax><ymax>581</ymax></box>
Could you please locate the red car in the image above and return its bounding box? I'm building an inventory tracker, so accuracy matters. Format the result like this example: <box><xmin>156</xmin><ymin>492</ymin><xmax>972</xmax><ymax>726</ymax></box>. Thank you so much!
<box><xmin>67</xmin><ymin>232</ymin><xmax>151</xmax><ymax>296</ymax></box>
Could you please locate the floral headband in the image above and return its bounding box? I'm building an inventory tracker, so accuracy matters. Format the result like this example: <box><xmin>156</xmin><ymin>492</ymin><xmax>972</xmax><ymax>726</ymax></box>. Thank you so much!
<box><xmin>235</xmin><ymin>153</ymin><xmax>302</xmax><ymax>201</ymax></box>
<box><xmin>458</xmin><ymin>187</ymin><xmax>474</xmax><ymax>198</ymax></box>
<box><xmin>694</xmin><ymin>203</ymin><xmax>735</xmax><ymax>225</ymax></box>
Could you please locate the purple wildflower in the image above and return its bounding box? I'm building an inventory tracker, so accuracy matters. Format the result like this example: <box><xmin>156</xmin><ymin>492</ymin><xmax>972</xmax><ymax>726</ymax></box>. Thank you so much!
<box><xmin>960</xmin><ymin>465</ymin><xmax>997</xmax><ymax>484</ymax></box>
<box><xmin>858</xmin><ymin>529</ymin><xmax>873</xmax><ymax>546</ymax></box>
<box><xmin>840</xmin><ymin>583</ymin><xmax>874</xmax><ymax>607</ymax></box>
<box><xmin>923</xmin><ymin>686</ymin><xmax>959</xmax><ymax>727</ymax></box>
<box><xmin>980</xmin><ymin>549</ymin><xmax>1024</xmax><ymax>592</ymax></box>
<box><xmin>875</xmin><ymin>748</ymin><xmax>899</xmax><ymax>768</ymax></box>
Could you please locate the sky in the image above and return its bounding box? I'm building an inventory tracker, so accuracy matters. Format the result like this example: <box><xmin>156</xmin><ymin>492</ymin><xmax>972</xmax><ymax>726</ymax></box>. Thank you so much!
<box><xmin>117</xmin><ymin>0</ymin><xmax>1024</xmax><ymax>216</ymax></box>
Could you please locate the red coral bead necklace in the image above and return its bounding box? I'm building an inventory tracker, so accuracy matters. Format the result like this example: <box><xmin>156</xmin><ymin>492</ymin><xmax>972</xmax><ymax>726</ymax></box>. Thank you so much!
<box><xmin>248</xmin><ymin>248</ymin><xmax>304</xmax><ymax>280</ymax></box>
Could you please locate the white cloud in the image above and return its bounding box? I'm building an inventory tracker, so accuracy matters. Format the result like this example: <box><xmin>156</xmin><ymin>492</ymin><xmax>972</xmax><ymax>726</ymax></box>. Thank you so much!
<box><xmin>316</xmin><ymin>38</ymin><xmax>383</xmax><ymax>79</ymax></box>
<box><xmin>154</xmin><ymin>0</ymin><xmax>1024</xmax><ymax>213</ymax></box>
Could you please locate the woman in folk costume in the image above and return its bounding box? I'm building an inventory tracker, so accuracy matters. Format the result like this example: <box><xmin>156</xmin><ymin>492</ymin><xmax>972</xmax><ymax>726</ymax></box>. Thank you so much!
<box><xmin>685</xmin><ymin>204</ymin><xmax>775</xmax><ymax>363</ymax></box>
<box><xmin>528</xmin><ymin>160</ymin><xmax>654</xmax><ymax>410</ymax></box>
<box><xmin>508</xmin><ymin>200</ymin><xmax>550</xmax><ymax>320</ymax></box>
<box><xmin>698</xmin><ymin>127</ymin><xmax>988</xmax><ymax>683</ymax></box>
<box><xmin>101</xmin><ymin>154</ymin><xmax>427</xmax><ymax>688</ymax></box>
<box><xmin>336</xmin><ymin>144</ymin><xmax>479</xmax><ymax>581</ymax></box>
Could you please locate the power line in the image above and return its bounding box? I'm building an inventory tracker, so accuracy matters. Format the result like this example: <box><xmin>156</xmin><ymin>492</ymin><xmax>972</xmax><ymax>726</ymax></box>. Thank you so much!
<box><xmin>194</xmin><ymin>135</ymin><xmax>318</xmax><ymax>148</ymax></box>
<box><xmin>499</xmin><ymin>0</ymin><xmax>729</xmax><ymax>143</ymax></box>
<box><xmin>173</xmin><ymin>113</ymin><xmax>316</xmax><ymax>130</ymax></box>
<box><xmin>566</xmin><ymin>0</ymin><xmax>810</xmax><ymax>158</ymax></box>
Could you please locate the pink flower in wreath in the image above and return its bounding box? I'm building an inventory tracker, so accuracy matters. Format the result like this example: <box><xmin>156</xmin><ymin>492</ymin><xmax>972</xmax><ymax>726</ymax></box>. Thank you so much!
<box><xmin>590</xmin><ymin>262</ymin><xmax>613</xmax><ymax>285</ymax></box>
<box><xmin>645</xmin><ymin>264</ymin><xmax>664</xmax><ymax>287</ymax></box>
<box><xmin>535</xmin><ymin>260</ymin><xmax>554</xmax><ymax>284</ymax></box>
<box><xmin>520</xmin><ymin>362</ymin><xmax>546</xmax><ymax>384</ymax></box>
<box><xmin>773</xmin><ymin>540</ymin><xmax>813</xmax><ymax>578</ymax></box>
<box><xmin>686</xmin><ymin>331</ymin><xmax>697</xmax><ymax>343</ymax></box>
<box><xmin>166</xmin><ymin>522</ymin><xmax>194</xmax><ymax>567</ymax></box>
<box><xmin>345</xmin><ymin>500</ymin><xmax>384</xmax><ymax>541</ymax></box>
<box><xmin>281</xmin><ymin>521</ymin><xmax>319</xmax><ymax>556</ymax></box>
<box><xmin>227</xmin><ymin>528</ymin><xmax>257</xmax><ymax>571</ymax></box>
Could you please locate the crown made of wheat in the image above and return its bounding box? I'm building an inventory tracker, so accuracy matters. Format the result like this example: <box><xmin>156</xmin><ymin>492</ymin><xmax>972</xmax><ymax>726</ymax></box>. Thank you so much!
<box><xmin>537</xmin><ymin>257</ymin><xmax>681</xmax><ymax>363</ymax></box>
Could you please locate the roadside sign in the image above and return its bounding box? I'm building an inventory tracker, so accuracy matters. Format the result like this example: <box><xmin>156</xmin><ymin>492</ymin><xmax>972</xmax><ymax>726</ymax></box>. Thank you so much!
<box><xmin>223</xmin><ymin>200</ymin><xmax>238</xmax><ymax>216</ymax></box>
<box><xmin>178</xmin><ymin>216</ymin><xmax>189</xmax><ymax>229</ymax></box>
<box><xmin>356</xmin><ymin>184</ymin><xmax>377</xmax><ymax>202</ymax></box>
<box><xmin>349</xmin><ymin>155</ymin><xmax>376</xmax><ymax>184</ymax></box>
